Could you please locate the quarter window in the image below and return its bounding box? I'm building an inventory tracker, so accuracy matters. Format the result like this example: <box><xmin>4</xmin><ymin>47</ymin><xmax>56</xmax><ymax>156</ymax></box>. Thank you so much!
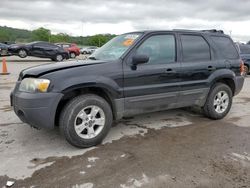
<box><xmin>136</xmin><ymin>35</ymin><xmax>176</xmax><ymax>64</ymax></box>
<box><xmin>211</xmin><ymin>36</ymin><xmax>239</xmax><ymax>59</ymax></box>
<box><xmin>181</xmin><ymin>35</ymin><xmax>210</xmax><ymax>62</ymax></box>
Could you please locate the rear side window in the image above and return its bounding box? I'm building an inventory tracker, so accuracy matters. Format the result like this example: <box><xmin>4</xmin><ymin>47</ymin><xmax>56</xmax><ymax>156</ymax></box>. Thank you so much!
<box><xmin>181</xmin><ymin>35</ymin><xmax>210</xmax><ymax>62</ymax></box>
<box><xmin>211</xmin><ymin>36</ymin><xmax>239</xmax><ymax>59</ymax></box>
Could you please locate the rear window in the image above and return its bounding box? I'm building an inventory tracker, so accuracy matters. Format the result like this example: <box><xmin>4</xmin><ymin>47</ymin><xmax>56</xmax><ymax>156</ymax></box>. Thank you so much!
<box><xmin>211</xmin><ymin>36</ymin><xmax>239</xmax><ymax>59</ymax></box>
<box><xmin>239</xmin><ymin>45</ymin><xmax>250</xmax><ymax>54</ymax></box>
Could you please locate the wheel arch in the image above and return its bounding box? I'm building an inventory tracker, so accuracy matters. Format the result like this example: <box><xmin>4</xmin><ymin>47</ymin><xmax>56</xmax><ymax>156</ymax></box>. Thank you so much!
<box><xmin>54</xmin><ymin>86</ymin><xmax>118</xmax><ymax>127</ymax></box>
<box><xmin>211</xmin><ymin>77</ymin><xmax>235</xmax><ymax>96</ymax></box>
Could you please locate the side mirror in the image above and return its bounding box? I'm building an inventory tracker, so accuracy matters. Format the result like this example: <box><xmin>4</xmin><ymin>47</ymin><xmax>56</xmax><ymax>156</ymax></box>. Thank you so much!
<box><xmin>132</xmin><ymin>54</ymin><xmax>149</xmax><ymax>65</ymax></box>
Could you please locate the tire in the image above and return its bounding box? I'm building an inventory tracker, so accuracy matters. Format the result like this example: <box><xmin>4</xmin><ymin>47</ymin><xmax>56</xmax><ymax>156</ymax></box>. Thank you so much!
<box><xmin>59</xmin><ymin>94</ymin><xmax>113</xmax><ymax>148</ymax></box>
<box><xmin>70</xmin><ymin>52</ymin><xmax>76</xmax><ymax>58</ymax></box>
<box><xmin>82</xmin><ymin>51</ymin><xmax>87</xmax><ymax>55</ymax></box>
<box><xmin>55</xmin><ymin>54</ymin><xmax>64</xmax><ymax>62</ymax></box>
<box><xmin>244</xmin><ymin>65</ymin><xmax>249</xmax><ymax>76</ymax></box>
<box><xmin>18</xmin><ymin>49</ymin><xmax>27</xmax><ymax>58</ymax></box>
<box><xmin>203</xmin><ymin>83</ymin><xmax>232</xmax><ymax>120</ymax></box>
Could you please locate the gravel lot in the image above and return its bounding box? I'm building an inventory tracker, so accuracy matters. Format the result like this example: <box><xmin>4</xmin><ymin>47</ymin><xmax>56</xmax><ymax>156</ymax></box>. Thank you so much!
<box><xmin>0</xmin><ymin>56</ymin><xmax>250</xmax><ymax>188</ymax></box>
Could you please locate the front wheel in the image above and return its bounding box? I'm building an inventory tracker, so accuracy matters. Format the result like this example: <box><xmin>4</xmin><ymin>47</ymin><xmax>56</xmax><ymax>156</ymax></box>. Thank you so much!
<box><xmin>203</xmin><ymin>83</ymin><xmax>232</xmax><ymax>120</ymax></box>
<box><xmin>59</xmin><ymin>94</ymin><xmax>113</xmax><ymax>148</ymax></box>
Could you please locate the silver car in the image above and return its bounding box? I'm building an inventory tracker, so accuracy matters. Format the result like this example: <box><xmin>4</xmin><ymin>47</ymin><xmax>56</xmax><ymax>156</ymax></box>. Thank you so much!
<box><xmin>80</xmin><ymin>46</ymin><xmax>98</xmax><ymax>54</ymax></box>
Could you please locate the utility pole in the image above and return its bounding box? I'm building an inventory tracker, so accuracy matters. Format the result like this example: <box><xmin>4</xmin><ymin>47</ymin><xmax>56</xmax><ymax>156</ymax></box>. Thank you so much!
<box><xmin>81</xmin><ymin>20</ymin><xmax>84</xmax><ymax>45</ymax></box>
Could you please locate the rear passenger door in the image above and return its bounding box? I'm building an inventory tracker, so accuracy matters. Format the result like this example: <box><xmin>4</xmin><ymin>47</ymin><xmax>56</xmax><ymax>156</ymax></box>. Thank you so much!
<box><xmin>178</xmin><ymin>34</ymin><xmax>216</xmax><ymax>106</ymax></box>
<box><xmin>42</xmin><ymin>43</ymin><xmax>59</xmax><ymax>57</ymax></box>
<box><xmin>31</xmin><ymin>42</ymin><xmax>45</xmax><ymax>57</ymax></box>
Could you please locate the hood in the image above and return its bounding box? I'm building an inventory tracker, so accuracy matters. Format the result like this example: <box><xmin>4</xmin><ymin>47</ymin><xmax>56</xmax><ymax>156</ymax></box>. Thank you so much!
<box><xmin>19</xmin><ymin>60</ymin><xmax>106</xmax><ymax>79</ymax></box>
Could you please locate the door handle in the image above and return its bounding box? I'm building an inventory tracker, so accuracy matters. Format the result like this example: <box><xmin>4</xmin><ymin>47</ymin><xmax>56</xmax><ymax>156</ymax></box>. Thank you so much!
<box><xmin>165</xmin><ymin>69</ymin><xmax>176</xmax><ymax>74</ymax></box>
<box><xmin>207</xmin><ymin>66</ymin><xmax>216</xmax><ymax>71</ymax></box>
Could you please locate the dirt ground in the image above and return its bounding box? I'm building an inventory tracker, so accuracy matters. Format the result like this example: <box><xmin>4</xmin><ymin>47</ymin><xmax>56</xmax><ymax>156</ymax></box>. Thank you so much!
<box><xmin>0</xmin><ymin>56</ymin><xmax>250</xmax><ymax>188</ymax></box>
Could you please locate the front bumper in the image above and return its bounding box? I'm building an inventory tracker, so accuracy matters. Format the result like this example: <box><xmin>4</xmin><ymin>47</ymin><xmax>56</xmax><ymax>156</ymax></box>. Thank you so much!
<box><xmin>234</xmin><ymin>75</ymin><xmax>244</xmax><ymax>96</ymax></box>
<box><xmin>11</xmin><ymin>85</ymin><xmax>63</xmax><ymax>129</ymax></box>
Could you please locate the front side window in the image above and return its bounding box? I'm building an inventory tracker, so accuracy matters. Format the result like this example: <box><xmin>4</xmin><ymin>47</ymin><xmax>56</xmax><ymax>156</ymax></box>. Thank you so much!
<box><xmin>181</xmin><ymin>35</ymin><xmax>210</xmax><ymax>62</ymax></box>
<box><xmin>136</xmin><ymin>34</ymin><xmax>176</xmax><ymax>64</ymax></box>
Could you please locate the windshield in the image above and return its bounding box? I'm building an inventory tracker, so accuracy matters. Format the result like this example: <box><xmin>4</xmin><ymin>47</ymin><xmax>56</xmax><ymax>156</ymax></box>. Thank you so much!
<box><xmin>89</xmin><ymin>33</ymin><xmax>142</xmax><ymax>61</ymax></box>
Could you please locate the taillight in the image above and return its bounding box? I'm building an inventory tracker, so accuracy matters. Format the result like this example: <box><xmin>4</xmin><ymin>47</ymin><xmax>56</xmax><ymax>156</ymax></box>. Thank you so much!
<box><xmin>240</xmin><ymin>59</ymin><xmax>245</xmax><ymax>76</ymax></box>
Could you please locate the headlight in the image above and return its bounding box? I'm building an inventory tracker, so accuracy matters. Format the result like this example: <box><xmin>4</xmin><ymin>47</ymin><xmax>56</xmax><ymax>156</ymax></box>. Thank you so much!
<box><xmin>19</xmin><ymin>78</ymin><xmax>50</xmax><ymax>93</ymax></box>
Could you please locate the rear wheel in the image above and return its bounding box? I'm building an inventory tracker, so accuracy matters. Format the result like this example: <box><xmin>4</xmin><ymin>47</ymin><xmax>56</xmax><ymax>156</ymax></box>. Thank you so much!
<box><xmin>59</xmin><ymin>94</ymin><xmax>113</xmax><ymax>148</ymax></box>
<box><xmin>55</xmin><ymin>54</ymin><xmax>64</xmax><ymax>62</ymax></box>
<box><xmin>70</xmin><ymin>52</ymin><xmax>76</xmax><ymax>58</ymax></box>
<box><xmin>18</xmin><ymin>49</ymin><xmax>27</xmax><ymax>58</ymax></box>
<box><xmin>243</xmin><ymin>65</ymin><xmax>249</xmax><ymax>76</ymax></box>
<box><xmin>203</xmin><ymin>83</ymin><xmax>232</xmax><ymax>120</ymax></box>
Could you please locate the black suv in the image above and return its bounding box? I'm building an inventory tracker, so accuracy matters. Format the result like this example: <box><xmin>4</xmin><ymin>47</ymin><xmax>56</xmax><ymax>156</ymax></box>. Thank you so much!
<box><xmin>8</xmin><ymin>41</ymin><xmax>69</xmax><ymax>61</ymax></box>
<box><xmin>11</xmin><ymin>30</ymin><xmax>244</xmax><ymax>148</ymax></box>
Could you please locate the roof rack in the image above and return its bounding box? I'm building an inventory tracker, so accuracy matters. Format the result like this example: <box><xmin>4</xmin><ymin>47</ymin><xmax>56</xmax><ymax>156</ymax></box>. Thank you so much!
<box><xmin>173</xmin><ymin>29</ymin><xmax>224</xmax><ymax>34</ymax></box>
<box><xmin>201</xmin><ymin>29</ymin><xmax>224</xmax><ymax>34</ymax></box>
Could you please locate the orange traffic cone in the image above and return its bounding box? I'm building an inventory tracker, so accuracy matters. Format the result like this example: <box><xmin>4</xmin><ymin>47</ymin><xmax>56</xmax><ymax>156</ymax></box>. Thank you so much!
<box><xmin>0</xmin><ymin>58</ymin><xmax>10</xmax><ymax>75</ymax></box>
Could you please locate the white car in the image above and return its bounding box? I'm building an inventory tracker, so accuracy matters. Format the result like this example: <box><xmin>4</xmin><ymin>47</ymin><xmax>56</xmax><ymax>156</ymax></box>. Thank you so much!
<box><xmin>80</xmin><ymin>46</ymin><xmax>98</xmax><ymax>54</ymax></box>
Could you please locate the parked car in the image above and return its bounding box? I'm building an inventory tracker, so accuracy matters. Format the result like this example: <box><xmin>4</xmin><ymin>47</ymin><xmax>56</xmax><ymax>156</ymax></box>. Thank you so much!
<box><xmin>3</xmin><ymin>41</ymin><xmax>16</xmax><ymax>45</ymax></box>
<box><xmin>11</xmin><ymin>29</ymin><xmax>244</xmax><ymax>148</ymax></box>
<box><xmin>56</xmin><ymin>43</ymin><xmax>80</xmax><ymax>58</ymax></box>
<box><xmin>235</xmin><ymin>43</ymin><xmax>250</xmax><ymax>75</ymax></box>
<box><xmin>0</xmin><ymin>43</ymin><xmax>9</xmax><ymax>56</ymax></box>
<box><xmin>8</xmin><ymin>41</ymin><xmax>69</xmax><ymax>61</ymax></box>
<box><xmin>80</xmin><ymin>46</ymin><xmax>98</xmax><ymax>54</ymax></box>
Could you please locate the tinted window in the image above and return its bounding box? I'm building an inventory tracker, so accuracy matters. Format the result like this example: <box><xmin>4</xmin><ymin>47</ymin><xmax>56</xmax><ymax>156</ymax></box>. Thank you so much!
<box><xmin>63</xmin><ymin>44</ymin><xmax>70</xmax><ymax>48</ymax></box>
<box><xmin>136</xmin><ymin>35</ymin><xmax>176</xmax><ymax>64</ymax></box>
<box><xmin>34</xmin><ymin>42</ymin><xmax>58</xmax><ymax>49</ymax></box>
<box><xmin>239</xmin><ymin>45</ymin><xmax>250</xmax><ymax>54</ymax></box>
<box><xmin>211</xmin><ymin>36</ymin><xmax>239</xmax><ymax>59</ymax></box>
<box><xmin>181</xmin><ymin>35</ymin><xmax>210</xmax><ymax>62</ymax></box>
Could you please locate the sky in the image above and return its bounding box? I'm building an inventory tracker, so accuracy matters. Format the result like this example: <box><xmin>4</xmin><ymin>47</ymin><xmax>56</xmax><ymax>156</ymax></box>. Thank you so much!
<box><xmin>0</xmin><ymin>0</ymin><xmax>250</xmax><ymax>42</ymax></box>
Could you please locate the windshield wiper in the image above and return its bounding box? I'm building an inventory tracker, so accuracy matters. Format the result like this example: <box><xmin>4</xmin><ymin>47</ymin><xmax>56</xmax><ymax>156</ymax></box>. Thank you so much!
<box><xmin>88</xmin><ymin>56</ymin><xmax>98</xmax><ymax>60</ymax></box>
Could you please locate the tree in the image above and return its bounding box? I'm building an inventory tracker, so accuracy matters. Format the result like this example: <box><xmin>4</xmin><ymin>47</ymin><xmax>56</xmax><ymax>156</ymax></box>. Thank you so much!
<box><xmin>87</xmin><ymin>34</ymin><xmax>115</xmax><ymax>47</ymax></box>
<box><xmin>0</xmin><ymin>30</ymin><xmax>10</xmax><ymax>41</ymax></box>
<box><xmin>50</xmin><ymin>33</ymin><xmax>70</xmax><ymax>43</ymax></box>
<box><xmin>31</xmin><ymin>27</ymin><xmax>51</xmax><ymax>42</ymax></box>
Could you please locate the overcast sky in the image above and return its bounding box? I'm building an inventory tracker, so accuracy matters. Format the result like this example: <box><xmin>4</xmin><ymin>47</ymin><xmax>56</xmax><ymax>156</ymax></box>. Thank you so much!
<box><xmin>1</xmin><ymin>0</ymin><xmax>250</xmax><ymax>42</ymax></box>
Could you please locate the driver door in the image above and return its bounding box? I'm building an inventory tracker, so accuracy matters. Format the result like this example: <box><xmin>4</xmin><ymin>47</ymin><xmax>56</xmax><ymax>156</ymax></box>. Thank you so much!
<box><xmin>123</xmin><ymin>33</ymin><xmax>181</xmax><ymax>115</ymax></box>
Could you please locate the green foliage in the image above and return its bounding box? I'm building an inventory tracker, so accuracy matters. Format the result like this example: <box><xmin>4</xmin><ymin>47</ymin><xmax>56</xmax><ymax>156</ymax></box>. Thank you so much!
<box><xmin>0</xmin><ymin>26</ymin><xmax>31</xmax><ymax>42</ymax></box>
<box><xmin>50</xmin><ymin>33</ymin><xmax>70</xmax><ymax>43</ymax></box>
<box><xmin>0</xmin><ymin>29</ymin><xmax>10</xmax><ymax>41</ymax></box>
<box><xmin>87</xmin><ymin>34</ymin><xmax>116</xmax><ymax>47</ymax></box>
<box><xmin>0</xmin><ymin>25</ymin><xmax>116</xmax><ymax>46</ymax></box>
<box><xmin>31</xmin><ymin>27</ymin><xmax>51</xmax><ymax>42</ymax></box>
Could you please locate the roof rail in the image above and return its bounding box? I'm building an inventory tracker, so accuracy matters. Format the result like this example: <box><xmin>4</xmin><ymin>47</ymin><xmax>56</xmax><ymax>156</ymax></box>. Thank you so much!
<box><xmin>172</xmin><ymin>29</ymin><xmax>199</xmax><ymax>32</ymax></box>
<box><xmin>173</xmin><ymin>29</ymin><xmax>224</xmax><ymax>34</ymax></box>
<box><xmin>201</xmin><ymin>29</ymin><xmax>224</xmax><ymax>34</ymax></box>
